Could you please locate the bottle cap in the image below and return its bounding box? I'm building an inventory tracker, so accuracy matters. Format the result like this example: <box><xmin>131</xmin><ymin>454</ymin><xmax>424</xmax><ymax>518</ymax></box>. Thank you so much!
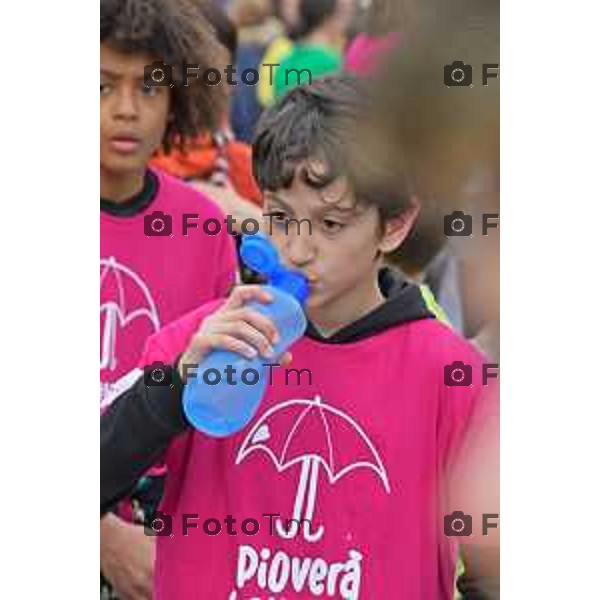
<box><xmin>240</xmin><ymin>233</ymin><xmax>279</xmax><ymax>275</ymax></box>
<box><xmin>241</xmin><ymin>233</ymin><xmax>309</xmax><ymax>305</ymax></box>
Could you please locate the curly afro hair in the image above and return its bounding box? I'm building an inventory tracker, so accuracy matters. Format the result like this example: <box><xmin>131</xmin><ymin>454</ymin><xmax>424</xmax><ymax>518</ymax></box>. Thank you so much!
<box><xmin>101</xmin><ymin>0</ymin><xmax>227</xmax><ymax>152</ymax></box>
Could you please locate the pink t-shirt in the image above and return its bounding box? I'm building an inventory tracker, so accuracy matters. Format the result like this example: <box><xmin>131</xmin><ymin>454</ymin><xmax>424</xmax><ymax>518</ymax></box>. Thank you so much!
<box><xmin>141</xmin><ymin>301</ymin><xmax>487</xmax><ymax>599</ymax></box>
<box><xmin>100</xmin><ymin>168</ymin><xmax>237</xmax><ymax>406</ymax></box>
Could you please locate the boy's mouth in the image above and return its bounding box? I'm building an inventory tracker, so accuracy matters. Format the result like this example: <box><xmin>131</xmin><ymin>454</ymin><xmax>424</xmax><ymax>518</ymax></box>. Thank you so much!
<box><xmin>303</xmin><ymin>272</ymin><xmax>320</xmax><ymax>287</ymax></box>
<box><xmin>110</xmin><ymin>134</ymin><xmax>142</xmax><ymax>154</ymax></box>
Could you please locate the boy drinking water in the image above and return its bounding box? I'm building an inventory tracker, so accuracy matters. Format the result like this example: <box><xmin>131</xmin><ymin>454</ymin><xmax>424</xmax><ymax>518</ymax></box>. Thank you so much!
<box><xmin>102</xmin><ymin>75</ymin><xmax>490</xmax><ymax>598</ymax></box>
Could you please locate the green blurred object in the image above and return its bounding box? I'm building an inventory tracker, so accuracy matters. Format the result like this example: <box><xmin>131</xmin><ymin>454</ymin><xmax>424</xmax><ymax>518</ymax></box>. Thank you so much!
<box><xmin>454</xmin><ymin>556</ymin><xmax>466</xmax><ymax>600</ymax></box>
<box><xmin>420</xmin><ymin>284</ymin><xmax>451</xmax><ymax>326</ymax></box>
<box><xmin>274</xmin><ymin>43</ymin><xmax>342</xmax><ymax>98</ymax></box>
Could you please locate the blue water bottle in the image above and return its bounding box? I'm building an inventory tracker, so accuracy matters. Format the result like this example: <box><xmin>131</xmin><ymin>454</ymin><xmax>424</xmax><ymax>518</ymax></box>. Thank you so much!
<box><xmin>182</xmin><ymin>232</ymin><xmax>309</xmax><ymax>437</ymax></box>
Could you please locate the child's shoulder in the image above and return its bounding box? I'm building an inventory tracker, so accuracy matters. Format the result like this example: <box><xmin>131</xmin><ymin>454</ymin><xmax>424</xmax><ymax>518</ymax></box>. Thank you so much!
<box><xmin>398</xmin><ymin>317</ymin><xmax>487</xmax><ymax>369</ymax></box>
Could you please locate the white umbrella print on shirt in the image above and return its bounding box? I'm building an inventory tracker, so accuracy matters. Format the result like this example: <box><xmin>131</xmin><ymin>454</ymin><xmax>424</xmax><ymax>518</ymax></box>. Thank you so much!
<box><xmin>236</xmin><ymin>395</ymin><xmax>391</xmax><ymax>543</ymax></box>
<box><xmin>100</xmin><ymin>257</ymin><xmax>160</xmax><ymax>372</ymax></box>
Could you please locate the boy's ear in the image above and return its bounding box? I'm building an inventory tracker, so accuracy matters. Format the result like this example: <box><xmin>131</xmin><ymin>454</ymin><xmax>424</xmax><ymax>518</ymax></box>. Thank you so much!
<box><xmin>379</xmin><ymin>196</ymin><xmax>420</xmax><ymax>254</ymax></box>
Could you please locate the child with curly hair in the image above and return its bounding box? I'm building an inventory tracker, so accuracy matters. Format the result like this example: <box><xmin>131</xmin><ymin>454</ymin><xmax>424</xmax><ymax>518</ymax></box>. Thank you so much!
<box><xmin>100</xmin><ymin>0</ymin><xmax>238</xmax><ymax>597</ymax></box>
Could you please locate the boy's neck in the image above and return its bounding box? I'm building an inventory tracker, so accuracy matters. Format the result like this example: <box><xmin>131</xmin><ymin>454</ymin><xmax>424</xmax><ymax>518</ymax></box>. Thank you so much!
<box><xmin>308</xmin><ymin>274</ymin><xmax>385</xmax><ymax>338</ymax></box>
<box><xmin>101</xmin><ymin>167</ymin><xmax>146</xmax><ymax>203</ymax></box>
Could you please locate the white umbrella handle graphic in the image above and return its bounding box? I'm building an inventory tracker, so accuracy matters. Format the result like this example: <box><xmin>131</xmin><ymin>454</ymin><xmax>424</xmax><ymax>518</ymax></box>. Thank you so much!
<box><xmin>275</xmin><ymin>456</ymin><xmax>324</xmax><ymax>542</ymax></box>
<box><xmin>100</xmin><ymin>305</ymin><xmax>118</xmax><ymax>371</ymax></box>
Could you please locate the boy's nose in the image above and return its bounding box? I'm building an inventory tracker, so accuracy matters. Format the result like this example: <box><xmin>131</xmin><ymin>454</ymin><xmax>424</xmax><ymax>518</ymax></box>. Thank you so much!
<box><xmin>113</xmin><ymin>89</ymin><xmax>139</xmax><ymax>120</ymax></box>
<box><xmin>282</xmin><ymin>232</ymin><xmax>317</xmax><ymax>268</ymax></box>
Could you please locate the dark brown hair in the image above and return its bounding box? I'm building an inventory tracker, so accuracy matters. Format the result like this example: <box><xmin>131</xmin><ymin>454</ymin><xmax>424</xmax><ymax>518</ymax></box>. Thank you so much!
<box><xmin>101</xmin><ymin>0</ymin><xmax>227</xmax><ymax>152</ymax></box>
<box><xmin>253</xmin><ymin>73</ymin><xmax>414</xmax><ymax>223</ymax></box>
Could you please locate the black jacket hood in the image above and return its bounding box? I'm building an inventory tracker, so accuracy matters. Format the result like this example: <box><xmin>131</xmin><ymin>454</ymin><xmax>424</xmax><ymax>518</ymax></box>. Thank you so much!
<box><xmin>305</xmin><ymin>267</ymin><xmax>433</xmax><ymax>344</ymax></box>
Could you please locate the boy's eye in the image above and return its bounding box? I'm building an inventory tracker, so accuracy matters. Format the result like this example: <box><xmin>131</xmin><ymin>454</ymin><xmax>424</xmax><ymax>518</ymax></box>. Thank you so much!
<box><xmin>100</xmin><ymin>82</ymin><xmax>112</xmax><ymax>96</ymax></box>
<box><xmin>264</xmin><ymin>211</ymin><xmax>288</xmax><ymax>225</ymax></box>
<box><xmin>322</xmin><ymin>219</ymin><xmax>345</xmax><ymax>233</ymax></box>
<box><xmin>141</xmin><ymin>84</ymin><xmax>159</xmax><ymax>97</ymax></box>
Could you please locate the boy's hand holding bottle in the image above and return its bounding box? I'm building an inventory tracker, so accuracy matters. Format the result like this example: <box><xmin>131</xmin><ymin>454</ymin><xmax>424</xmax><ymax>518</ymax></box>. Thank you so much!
<box><xmin>178</xmin><ymin>233</ymin><xmax>308</xmax><ymax>437</ymax></box>
<box><xmin>178</xmin><ymin>285</ymin><xmax>291</xmax><ymax>377</ymax></box>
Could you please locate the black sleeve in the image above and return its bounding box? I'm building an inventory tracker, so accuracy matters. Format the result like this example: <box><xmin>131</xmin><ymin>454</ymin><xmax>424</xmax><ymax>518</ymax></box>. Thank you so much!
<box><xmin>457</xmin><ymin>574</ymin><xmax>500</xmax><ymax>600</ymax></box>
<box><xmin>100</xmin><ymin>369</ymin><xmax>189</xmax><ymax>515</ymax></box>
<box><xmin>457</xmin><ymin>575</ymin><xmax>489</xmax><ymax>599</ymax></box>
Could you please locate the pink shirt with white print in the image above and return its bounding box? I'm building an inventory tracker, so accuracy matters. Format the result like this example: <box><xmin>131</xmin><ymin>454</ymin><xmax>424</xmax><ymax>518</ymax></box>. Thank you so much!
<box><xmin>100</xmin><ymin>168</ymin><xmax>237</xmax><ymax>407</ymax></box>
<box><xmin>140</xmin><ymin>298</ymin><xmax>487</xmax><ymax>600</ymax></box>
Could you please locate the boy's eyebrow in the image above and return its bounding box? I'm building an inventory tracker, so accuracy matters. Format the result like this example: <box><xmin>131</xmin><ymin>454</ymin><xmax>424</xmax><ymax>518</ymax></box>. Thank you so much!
<box><xmin>314</xmin><ymin>207</ymin><xmax>357</xmax><ymax>220</ymax></box>
<box><xmin>264</xmin><ymin>194</ymin><xmax>294</xmax><ymax>212</ymax></box>
<box><xmin>100</xmin><ymin>68</ymin><xmax>120</xmax><ymax>79</ymax></box>
<box><xmin>100</xmin><ymin>69</ymin><xmax>147</xmax><ymax>83</ymax></box>
<box><xmin>265</xmin><ymin>192</ymin><xmax>359</xmax><ymax>218</ymax></box>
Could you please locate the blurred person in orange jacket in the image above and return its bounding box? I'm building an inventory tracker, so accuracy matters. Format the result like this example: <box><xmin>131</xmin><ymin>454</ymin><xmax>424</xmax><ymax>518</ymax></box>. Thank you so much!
<box><xmin>151</xmin><ymin>0</ymin><xmax>263</xmax><ymax>226</ymax></box>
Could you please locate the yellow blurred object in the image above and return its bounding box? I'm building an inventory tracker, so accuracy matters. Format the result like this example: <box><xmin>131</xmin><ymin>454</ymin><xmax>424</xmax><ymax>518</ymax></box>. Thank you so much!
<box><xmin>258</xmin><ymin>36</ymin><xmax>294</xmax><ymax>107</ymax></box>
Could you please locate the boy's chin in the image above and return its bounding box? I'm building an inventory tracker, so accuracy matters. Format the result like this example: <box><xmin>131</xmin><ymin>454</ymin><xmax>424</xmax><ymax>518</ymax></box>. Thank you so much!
<box><xmin>303</xmin><ymin>288</ymin><xmax>332</xmax><ymax>314</ymax></box>
<box><xmin>101</xmin><ymin>150</ymin><xmax>149</xmax><ymax>175</ymax></box>
<box><xmin>103</xmin><ymin>157</ymin><xmax>147</xmax><ymax>174</ymax></box>
<box><xmin>303</xmin><ymin>291</ymin><xmax>320</xmax><ymax>312</ymax></box>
